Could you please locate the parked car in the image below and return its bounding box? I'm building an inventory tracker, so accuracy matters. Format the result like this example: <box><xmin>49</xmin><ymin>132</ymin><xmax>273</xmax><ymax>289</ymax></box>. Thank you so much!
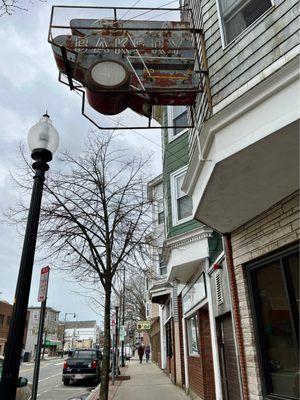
<box><xmin>0</xmin><ymin>356</ymin><xmax>32</xmax><ymax>400</ymax></box>
<box><xmin>62</xmin><ymin>349</ymin><xmax>102</xmax><ymax>386</ymax></box>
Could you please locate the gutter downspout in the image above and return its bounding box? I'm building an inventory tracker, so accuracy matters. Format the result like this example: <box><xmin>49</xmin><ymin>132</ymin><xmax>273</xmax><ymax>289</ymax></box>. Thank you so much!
<box><xmin>224</xmin><ymin>234</ymin><xmax>249</xmax><ymax>400</ymax></box>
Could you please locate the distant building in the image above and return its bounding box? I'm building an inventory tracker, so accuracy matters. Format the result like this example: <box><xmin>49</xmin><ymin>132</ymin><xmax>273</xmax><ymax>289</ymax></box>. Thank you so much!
<box><xmin>0</xmin><ymin>301</ymin><xmax>29</xmax><ymax>356</ymax></box>
<box><xmin>63</xmin><ymin>320</ymin><xmax>97</xmax><ymax>350</ymax></box>
<box><xmin>25</xmin><ymin>306</ymin><xmax>60</xmax><ymax>357</ymax></box>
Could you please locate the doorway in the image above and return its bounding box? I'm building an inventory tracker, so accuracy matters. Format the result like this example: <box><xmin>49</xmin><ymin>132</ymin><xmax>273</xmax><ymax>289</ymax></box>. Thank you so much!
<box><xmin>217</xmin><ymin>312</ymin><xmax>241</xmax><ymax>400</ymax></box>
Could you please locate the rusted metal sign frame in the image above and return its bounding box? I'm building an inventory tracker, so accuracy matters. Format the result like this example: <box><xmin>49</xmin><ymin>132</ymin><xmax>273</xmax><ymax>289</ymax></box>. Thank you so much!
<box><xmin>49</xmin><ymin>5</ymin><xmax>205</xmax><ymax>130</ymax></box>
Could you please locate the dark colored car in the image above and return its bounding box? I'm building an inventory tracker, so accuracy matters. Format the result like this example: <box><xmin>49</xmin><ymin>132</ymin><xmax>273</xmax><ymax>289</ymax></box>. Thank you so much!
<box><xmin>62</xmin><ymin>349</ymin><xmax>102</xmax><ymax>386</ymax></box>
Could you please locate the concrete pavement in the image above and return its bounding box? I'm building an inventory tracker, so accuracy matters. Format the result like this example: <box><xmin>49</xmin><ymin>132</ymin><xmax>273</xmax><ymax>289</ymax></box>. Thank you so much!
<box><xmin>113</xmin><ymin>360</ymin><xmax>188</xmax><ymax>400</ymax></box>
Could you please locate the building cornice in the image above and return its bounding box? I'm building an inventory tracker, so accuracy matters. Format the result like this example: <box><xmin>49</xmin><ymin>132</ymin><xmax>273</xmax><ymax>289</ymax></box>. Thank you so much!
<box><xmin>183</xmin><ymin>49</ymin><xmax>299</xmax><ymax>196</ymax></box>
<box><xmin>162</xmin><ymin>226</ymin><xmax>213</xmax><ymax>263</ymax></box>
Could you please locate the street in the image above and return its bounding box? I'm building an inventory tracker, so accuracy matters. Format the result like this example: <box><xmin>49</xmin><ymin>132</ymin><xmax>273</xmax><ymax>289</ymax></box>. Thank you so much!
<box><xmin>19</xmin><ymin>359</ymin><xmax>93</xmax><ymax>399</ymax></box>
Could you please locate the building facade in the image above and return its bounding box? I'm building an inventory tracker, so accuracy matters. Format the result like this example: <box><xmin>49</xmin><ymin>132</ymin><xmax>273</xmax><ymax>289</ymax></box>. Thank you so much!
<box><xmin>63</xmin><ymin>320</ymin><xmax>97</xmax><ymax>350</ymax></box>
<box><xmin>146</xmin><ymin>1</ymin><xmax>299</xmax><ymax>399</ymax></box>
<box><xmin>181</xmin><ymin>1</ymin><xmax>299</xmax><ymax>399</ymax></box>
<box><xmin>25</xmin><ymin>307</ymin><xmax>60</xmax><ymax>357</ymax></box>
<box><xmin>0</xmin><ymin>301</ymin><xmax>29</xmax><ymax>356</ymax></box>
<box><xmin>148</xmin><ymin>105</ymin><xmax>225</xmax><ymax>398</ymax></box>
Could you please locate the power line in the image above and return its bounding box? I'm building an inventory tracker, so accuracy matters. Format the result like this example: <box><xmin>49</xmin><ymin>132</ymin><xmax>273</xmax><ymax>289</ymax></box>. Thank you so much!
<box><xmin>119</xmin><ymin>0</ymin><xmax>143</xmax><ymax>20</ymax></box>
<box><xmin>102</xmin><ymin>114</ymin><xmax>190</xmax><ymax>167</ymax></box>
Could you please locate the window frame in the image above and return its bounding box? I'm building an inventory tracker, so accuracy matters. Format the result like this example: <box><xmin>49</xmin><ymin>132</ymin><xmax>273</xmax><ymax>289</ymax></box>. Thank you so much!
<box><xmin>187</xmin><ymin>313</ymin><xmax>200</xmax><ymax>356</ymax></box>
<box><xmin>216</xmin><ymin>0</ymin><xmax>275</xmax><ymax>48</ymax></box>
<box><xmin>246</xmin><ymin>244</ymin><xmax>299</xmax><ymax>399</ymax></box>
<box><xmin>158</xmin><ymin>261</ymin><xmax>168</xmax><ymax>276</ymax></box>
<box><xmin>167</xmin><ymin>106</ymin><xmax>189</xmax><ymax>143</ymax></box>
<box><xmin>170</xmin><ymin>166</ymin><xmax>193</xmax><ymax>226</ymax></box>
<box><xmin>33</xmin><ymin>311</ymin><xmax>39</xmax><ymax>319</ymax></box>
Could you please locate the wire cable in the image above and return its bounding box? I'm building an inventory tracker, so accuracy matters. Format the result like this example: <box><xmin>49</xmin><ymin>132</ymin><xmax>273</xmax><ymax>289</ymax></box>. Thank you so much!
<box><xmin>119</xmin><ymin>0</ymin><xmax>143</xmax><ymax>20</ymax></box>
<box><xmin>101</xmin><ymin>113</ymin><xmax>190</xmax><ymax>168</ymax></box>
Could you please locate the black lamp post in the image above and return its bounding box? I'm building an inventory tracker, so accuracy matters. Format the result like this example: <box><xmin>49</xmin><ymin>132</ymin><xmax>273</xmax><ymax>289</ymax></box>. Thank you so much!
<box><xmin>0</xmin><ymin>114</ymin><xmax>59</xmax><ymax>400</ymax></box>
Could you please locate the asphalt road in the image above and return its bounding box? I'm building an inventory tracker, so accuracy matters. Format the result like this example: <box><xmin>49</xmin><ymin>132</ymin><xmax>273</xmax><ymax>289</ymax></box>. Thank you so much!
<box><xmin>19</xmin><ymin>358</ymin><xmax>93</xmax><ymax>399</ymax></box>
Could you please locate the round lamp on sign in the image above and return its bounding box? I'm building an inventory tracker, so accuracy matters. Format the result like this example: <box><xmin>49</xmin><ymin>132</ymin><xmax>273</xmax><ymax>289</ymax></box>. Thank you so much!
<box><xmin>88</xmin><ymin>60</ymin><xmax>130</xmax><ymax>89</ymax></box>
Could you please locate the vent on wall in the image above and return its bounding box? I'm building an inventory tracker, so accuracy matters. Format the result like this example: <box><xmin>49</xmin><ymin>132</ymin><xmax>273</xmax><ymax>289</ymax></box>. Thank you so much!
<box><xmin>215</xmin><ymin>271</ymin><xmax>223</xmax><ymax>306</ymax></box>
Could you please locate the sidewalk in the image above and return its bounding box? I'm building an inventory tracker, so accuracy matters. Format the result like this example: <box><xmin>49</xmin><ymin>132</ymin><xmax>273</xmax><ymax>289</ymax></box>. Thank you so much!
<box><xmin>113</xmin><ymin>360</ymin><xmax>187</xmax><ymax>400</ymax></box>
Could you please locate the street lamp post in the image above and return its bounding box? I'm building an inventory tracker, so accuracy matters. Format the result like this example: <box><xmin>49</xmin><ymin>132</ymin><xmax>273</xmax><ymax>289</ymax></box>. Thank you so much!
<box><xmin>121</xmin><ymin>266</ymin><xmax>126</xmax><ymax>367</ymax></box>
<box><xmin>0</xmin><ymin>114</ymin><xmax>59</xmax><ymax>400</ymax></box>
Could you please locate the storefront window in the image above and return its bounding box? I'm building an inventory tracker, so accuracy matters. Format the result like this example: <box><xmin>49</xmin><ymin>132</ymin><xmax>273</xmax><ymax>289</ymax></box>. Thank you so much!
<box><xmin>188</xmin><ymin>314</ymin><xmax>200</xmax><ymax>355</ymax></box>
<box><xmin>249</xmin><ymin>249</ymin><xmax>299</xmax><ymax>399</ymax></box>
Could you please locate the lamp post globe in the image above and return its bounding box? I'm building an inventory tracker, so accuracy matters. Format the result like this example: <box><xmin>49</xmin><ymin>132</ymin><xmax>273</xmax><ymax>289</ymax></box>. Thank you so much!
<box><xmin>28</xmin><ymin>113</ymin><xmax>59</xmax><ymax>161</ymax></box>
<box><xmin>0</xmin><ymin>114</ymin><xmax>59</xmax><ymax>400</ymax></box>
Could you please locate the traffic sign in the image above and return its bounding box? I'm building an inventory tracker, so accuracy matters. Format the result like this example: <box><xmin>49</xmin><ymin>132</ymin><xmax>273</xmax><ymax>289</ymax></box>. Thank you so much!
<box><xmin>119</xmin><ymin>325</ymin><xmax>126</xmax><ymax>336</ymax></box>
<box><xmin>37</xmin><ymin>266</ymin><xmax>50</xmax><ymax>302</ymax></box>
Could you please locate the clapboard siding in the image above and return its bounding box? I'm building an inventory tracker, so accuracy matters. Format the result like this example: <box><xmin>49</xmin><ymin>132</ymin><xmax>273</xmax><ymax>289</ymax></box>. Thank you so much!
<box><xmin>186</xmin><ymin>0</ymin><xmax>297</xmax><ymax>160</ymax></box>
<box><xmin>162</xmin><ymin>109</ymin><xmax>202</xmax><ymax>239</ymax></box>
<box><xmin>208</xmin><ymin>0</ymin><xmax>298</xmax><ymax>74</ymax></box>
<box><xmin>197</xmin><ymin>0</ymin><xmax>299</xmax><ymax>106</ymax></box>
<box><xmin>187</xmin><ymin>0</ymin><xmax>298</xmax><ymax>114</ymax></box>
<box><xmin>211</xmin><ymin>15</ymin><xmax>299</xmax><ymax>92</ymax></box>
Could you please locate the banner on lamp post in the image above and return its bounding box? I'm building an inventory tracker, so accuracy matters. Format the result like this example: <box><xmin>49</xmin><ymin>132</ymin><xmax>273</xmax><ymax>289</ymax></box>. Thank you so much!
<box><xmin>37</xmin><ymin>266</ymin><xmax>50</xmax><ymax>302</ymax></box>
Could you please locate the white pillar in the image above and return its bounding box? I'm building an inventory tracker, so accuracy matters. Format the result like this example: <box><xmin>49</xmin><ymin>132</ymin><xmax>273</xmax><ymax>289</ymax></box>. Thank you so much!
<box><xmin>206</xmin><ymin>269</ymin><xmax>223</xmax><ymax>400</ymax></box>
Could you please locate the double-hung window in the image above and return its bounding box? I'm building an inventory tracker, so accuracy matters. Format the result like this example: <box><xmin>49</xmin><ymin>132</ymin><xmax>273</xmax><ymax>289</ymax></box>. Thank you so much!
<box><xmin>217</xmin><ymin>0</ymin><xmax>273</xmax><ymax>45</ymax></box>
<box><xmin>168</xmin><ymin>106</ymin><xmax>188</xmax><ymax>141</ymax></box>
<box><xmin>170</xmin><ymin>167</ymin><xmax>193</xmax><ymax>226</ymax></box>
<box><xmin>159</xmin><ymin>261</ymin><xmax>167</xmax><ymax>276</ymax></box>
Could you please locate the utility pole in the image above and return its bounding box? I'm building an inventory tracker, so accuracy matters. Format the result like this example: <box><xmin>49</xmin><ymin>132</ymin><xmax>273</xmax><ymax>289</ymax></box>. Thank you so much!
<box><xmin>61</xmin><ymin>312</ymin><xmax>76</xmax><ymax>357</ymax></box>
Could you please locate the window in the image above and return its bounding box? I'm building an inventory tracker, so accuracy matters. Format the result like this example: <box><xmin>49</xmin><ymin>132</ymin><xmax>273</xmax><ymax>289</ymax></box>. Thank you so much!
<box><xmin>218</xmin><ymin>0</ymin><xmax>273</xmax><ymax>45</ymax></box>
<box><xmin>170</xmin><ymin>167</ymin><xmax>193</xmax><ymax>225</ymax></box>
<box><xmin>168</xmin><ymin>106</ymin><xmax>188</xmax><ymax>141</ymax></box>
<box><xmin>33</xmin><ymin>311</ymin><xmax>39</xmax><ymax>319</ymax></box>
<box><xmin>0</xmin><ymin>314</ymin><xmax>4</xmax><ymax>326</ymax></box>
<box><xmin>159</xmin><ymin>262</ymin><xmax>167</xmax><ymax>276</ymax></box>
<box><xmin>248</xmin><ymin>247</ymin><xmax>299</xmax><ymax>399</ymax></box>
<box><xmin>157</xmin><ymin>199</ymin><xmax>164</xmax><ymax>225</ymax></box>
<box><xmin>187</xmin><ymin>314</ymin><xmax>200</xmax><ymax>355</ymax></box>
<box><xmin>6</xmin><ymin>316</ymin><xmax>10</xmax><ymax>326</ymax></box>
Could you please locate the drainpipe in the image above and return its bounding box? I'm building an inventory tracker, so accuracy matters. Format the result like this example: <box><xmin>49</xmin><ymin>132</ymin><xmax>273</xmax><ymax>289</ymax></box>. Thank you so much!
<box><xmin>224</xmin><ymin>234</ymin><xmax>249</xmax><ymax>400</ymax></box>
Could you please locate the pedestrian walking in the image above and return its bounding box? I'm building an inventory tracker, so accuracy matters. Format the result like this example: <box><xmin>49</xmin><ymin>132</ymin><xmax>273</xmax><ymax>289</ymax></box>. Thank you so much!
<box><xmin>20</xmin><ymin>344</ymin><xmax>25</xmax><ymax>365</ymax></box>
<box><xmin>145</xmin><ymin>345</ymin><xmax>150</xmax><ymax>363</ymax></box>
<box><xmin>137</xmin><ymin>344</ymin><xmax>144</xmax><ymax>364</ymax></box>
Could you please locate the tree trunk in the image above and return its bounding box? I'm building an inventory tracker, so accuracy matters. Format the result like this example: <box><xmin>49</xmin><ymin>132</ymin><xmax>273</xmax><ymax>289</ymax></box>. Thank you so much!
<box><xmin>99</xmin><ymin>285</ymin><xmax>111</xmax><ymax>400</ymax></box>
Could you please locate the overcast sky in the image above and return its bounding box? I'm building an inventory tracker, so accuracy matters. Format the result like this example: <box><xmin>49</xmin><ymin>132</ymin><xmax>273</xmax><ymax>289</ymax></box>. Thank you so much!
<box><xmin>0</xmin><ymin>0</ymin><xmax>176</xmax><ymax>326</ymax></box>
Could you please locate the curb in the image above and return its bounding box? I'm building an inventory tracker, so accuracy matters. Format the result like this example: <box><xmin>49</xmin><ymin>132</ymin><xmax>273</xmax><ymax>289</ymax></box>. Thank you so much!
<box><xmin>86</xmin><ymin>365</ymin><xmax>129</xmax><ymax>400</ymax></box>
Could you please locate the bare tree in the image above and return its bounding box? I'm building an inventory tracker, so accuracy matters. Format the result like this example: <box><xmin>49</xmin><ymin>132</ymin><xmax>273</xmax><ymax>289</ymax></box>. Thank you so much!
<box><xmin>9</xmin><ymin>131</ymin><xmax>154</xmax><ymax>400</ymax></box>
<box><xmin>0</xmin><ymin>0</ymin><xmax>45</xmax><ymax>17</ymax></box>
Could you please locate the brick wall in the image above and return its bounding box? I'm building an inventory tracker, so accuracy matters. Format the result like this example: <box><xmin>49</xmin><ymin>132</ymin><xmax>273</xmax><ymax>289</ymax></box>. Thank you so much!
<box><xmin>150</xmin><ymin>317</ymin><xmax>161</xmax><ymax>367</ymax></box>
<box><xmin>187</xmin><ymin>309</ymin><xmax>215</xmax><ymax>400</ymax></box>
<box><xmin>0</xmin><ymin>301</ymin><xmax>29</xmax><ymax>355</ymax></box>
<box><xmin>230</xmin><ymin>190</ymin><xmax>299</xmax><ymax>400</ymax></box>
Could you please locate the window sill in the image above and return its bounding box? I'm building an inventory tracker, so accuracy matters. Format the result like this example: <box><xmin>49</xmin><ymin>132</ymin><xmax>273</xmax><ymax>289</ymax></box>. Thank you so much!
<box><xmin>168</xmin><ymin>127</ymin><xmax>189</xmax><ymax>144</ymax></box>
<box><xmin>221</xmin><ymin>5</ymin><xmax>275</xmax><ymax>52</ymax></box>
<box><xmin>172</xmin><ymin>215</ymin><xmax>193</xmax><ymax>227</ymax></box>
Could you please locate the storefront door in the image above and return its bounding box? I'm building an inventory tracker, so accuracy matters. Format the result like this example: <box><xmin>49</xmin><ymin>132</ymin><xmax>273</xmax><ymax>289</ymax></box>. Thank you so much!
<box><xmin>248</xmin><ymin>246</ymin><xmax>299</xmax><ymax>399</ymax></box>
<box><xmin>217</xmin><ymin>312</ymin><xmax>241</xmax><ymax>400</ymax></box>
